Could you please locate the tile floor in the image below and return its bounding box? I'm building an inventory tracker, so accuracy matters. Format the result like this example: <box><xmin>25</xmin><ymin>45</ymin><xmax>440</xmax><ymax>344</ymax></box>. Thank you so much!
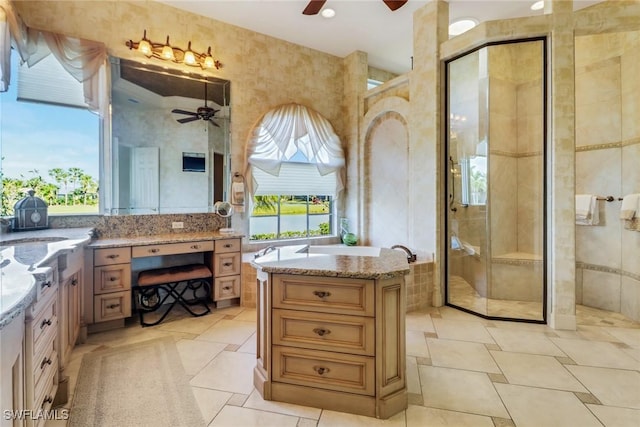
<box><xmin>49</xmin><ymin>304</ymin><xmax>639</xmax><ymax>427</ymax></box>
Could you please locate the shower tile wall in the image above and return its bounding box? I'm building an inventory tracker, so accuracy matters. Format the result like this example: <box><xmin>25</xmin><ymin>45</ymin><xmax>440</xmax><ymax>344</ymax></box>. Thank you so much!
<box><xmin>575</xmin><ymin>30</ymin><xmax>640</xmax><ymax>321</ymax></box>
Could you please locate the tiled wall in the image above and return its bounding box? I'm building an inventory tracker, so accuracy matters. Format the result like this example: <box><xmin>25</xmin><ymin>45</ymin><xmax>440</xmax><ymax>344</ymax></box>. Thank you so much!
<box><xmin>575</xmin><ymin>30</ymin><xmax>640</xmax><ymax>321</ymax></box>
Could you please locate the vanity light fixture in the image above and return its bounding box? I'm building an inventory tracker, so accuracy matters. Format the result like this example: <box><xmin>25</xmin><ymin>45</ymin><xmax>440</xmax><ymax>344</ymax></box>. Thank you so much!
<box><xmin>126</xmin><ymin>30</ymin><xmax>221</xmax><ymax>70</ymax></box>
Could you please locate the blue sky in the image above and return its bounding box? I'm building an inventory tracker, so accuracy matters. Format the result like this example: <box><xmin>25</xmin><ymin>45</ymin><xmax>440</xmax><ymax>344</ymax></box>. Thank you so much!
<box><xmin>0</xmin><ymin>50</ymin><xmax>99</xmax><ymax>184</ymax></box>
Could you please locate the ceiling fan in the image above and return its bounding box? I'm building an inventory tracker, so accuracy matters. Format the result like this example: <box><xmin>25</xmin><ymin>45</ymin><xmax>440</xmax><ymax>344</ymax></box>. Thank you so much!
<box><xmin>302</xmin><ymin>0</ymin><xmax>407</xmax><ymax>15</ymax></box>
<box><xmin>171</xmin><ymin>82</ymin><xmax>220</xmax><ymax>127</ymax></box>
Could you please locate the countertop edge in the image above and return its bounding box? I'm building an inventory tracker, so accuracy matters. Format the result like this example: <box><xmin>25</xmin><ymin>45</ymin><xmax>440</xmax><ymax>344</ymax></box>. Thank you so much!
<box><xmin>88</xmin><ymin>232</ymin><xmax>245</xmax><ymax>248</ymax></box>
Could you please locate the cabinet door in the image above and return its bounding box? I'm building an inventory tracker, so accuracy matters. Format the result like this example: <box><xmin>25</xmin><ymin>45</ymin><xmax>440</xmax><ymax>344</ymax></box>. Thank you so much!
<box><xmin>66</xmin><ymin>271</ymin><xmax>81</xmax><ymax>359</ymax></box>
<box><xmin>94</xmin><ymin>264</ymin><xmax>131</xmax><ymax>294</ymax></box>
<box><xmin>214</xmin><ymin>275</ymin><xmax>241</xmax><ymax>301</ymax></box>
<box><xmin>214</xmin><ymin>252</ymin><xmax>241</xmax><ymax>277</ymax></box>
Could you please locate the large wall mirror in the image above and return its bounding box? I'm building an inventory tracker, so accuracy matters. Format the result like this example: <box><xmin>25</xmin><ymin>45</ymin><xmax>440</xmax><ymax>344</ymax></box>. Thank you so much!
<box><xmin>108</xmin><ymin>57</ymin><xmax>230</xmax><ymax>215</ymax></box>
<box><xmin>445</xmin><ymin>38</ymin><xmax>547</xmax><ymax>322</ymax></box>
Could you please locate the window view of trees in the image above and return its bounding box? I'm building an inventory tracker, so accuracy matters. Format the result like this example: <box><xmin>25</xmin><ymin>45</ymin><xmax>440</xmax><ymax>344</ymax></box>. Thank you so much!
<box><xmin>1</xmin><ymin>167</ymin><xmax>98</xmax><ymax>216</ymax></box>
<box><xmin>250</xmin><ymin>195</ymin><xmax>332</xmax><ymax>240</ymax></box>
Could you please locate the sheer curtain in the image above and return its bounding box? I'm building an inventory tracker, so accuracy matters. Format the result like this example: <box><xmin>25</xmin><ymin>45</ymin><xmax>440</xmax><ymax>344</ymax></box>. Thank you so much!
<box><xmin>246</xmin><ymin>103</ymin><xmax>345</xmax><ymax>196</ymax></box>
<box><xmin>0</xmin><ymin>0</ymin><xmax>107</xmax><ymax>114</ymax></box>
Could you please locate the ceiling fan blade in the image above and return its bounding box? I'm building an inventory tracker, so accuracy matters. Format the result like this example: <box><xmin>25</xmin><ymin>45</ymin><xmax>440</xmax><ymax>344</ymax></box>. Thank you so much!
<box><xmin>172</xmin><ymin>109</ymin><xmax>198</xmax><ymax>116</ymax></box>
<box><xmin>383</xmin><ymin>0</ymin><xmax>408</xmax><ymax>11</ymax></box>
<box><xmin>177</xmin><ymin>116</ymin><xmax>200</xmax><ymax>124</ymax></box>
<box><xmin>302</xmin><ymin>0</ymin><xmax>326</xmax><ymax>15</ymax></box>
<box><xmin>208</xmin><ymin>118</ymin><xmax>220</xmax><ymax>128</ymax></box>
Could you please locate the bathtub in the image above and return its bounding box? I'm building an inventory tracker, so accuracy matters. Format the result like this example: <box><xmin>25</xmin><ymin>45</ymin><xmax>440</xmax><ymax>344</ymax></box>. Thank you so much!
<box><xmin>301</xmin><ymin>244</ymin><xmax>381</xmax><ymax>257</ymax></box>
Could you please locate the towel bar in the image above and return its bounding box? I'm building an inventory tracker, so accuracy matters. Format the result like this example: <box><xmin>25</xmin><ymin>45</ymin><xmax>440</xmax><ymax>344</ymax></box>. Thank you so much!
<box><xmin>595</xmin><ymin>196</ymin><xmax>622</xmax><ymax>202</ymax></box>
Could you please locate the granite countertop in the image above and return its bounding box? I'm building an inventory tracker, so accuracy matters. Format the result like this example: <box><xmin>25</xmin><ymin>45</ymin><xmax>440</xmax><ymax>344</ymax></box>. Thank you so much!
<box><xmin>88</xmin><ymin>231</ymin><xmax>245</xmax><ymax>249</ymax></box>
<box><xmin>0</xmin><ymin>227</ymin><xmax>95</xmax><ymax>329</ymax></box>
<box><xmin>251</xmin><ymin>245</ymin><xmax>410</xmax><ymax>280</ymax></box>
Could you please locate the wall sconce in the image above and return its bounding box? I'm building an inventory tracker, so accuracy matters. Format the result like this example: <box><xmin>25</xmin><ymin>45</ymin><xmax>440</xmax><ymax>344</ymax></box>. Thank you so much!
<box><xmin>126</xmin><ymin>30</ymin><xmax>221</xmax><ymax>70</ymax></box>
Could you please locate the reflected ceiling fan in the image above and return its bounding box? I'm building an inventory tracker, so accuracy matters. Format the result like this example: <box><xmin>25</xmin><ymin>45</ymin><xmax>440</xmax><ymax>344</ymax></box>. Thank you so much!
<box><xmin>171</xmin><ymin>82</ymin><xmax>220</xmax><ymax>127</ymax></box>
<box><xmin>302</xmin><ymin>0</ymin><xmax>407</xmax><ymax>15</ymax></box>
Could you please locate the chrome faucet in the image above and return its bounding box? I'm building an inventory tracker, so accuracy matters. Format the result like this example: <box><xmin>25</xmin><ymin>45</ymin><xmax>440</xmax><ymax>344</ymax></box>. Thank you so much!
<box><xmin>254</xmin><ymin>245</ymin><xmax>276</xmax><ymax>259</ymax></box>
<box><xmin>391</xmin><ymin>245</ymin><xmax>417</xmax><ymax>263</ymax></box>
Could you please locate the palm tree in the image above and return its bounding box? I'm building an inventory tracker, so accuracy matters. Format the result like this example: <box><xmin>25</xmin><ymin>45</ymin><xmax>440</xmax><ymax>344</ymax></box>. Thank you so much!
<box><xmin>79</xmin><ymin>173</ymin><xmax>98</xmax><ymax>205</ymax></box>
<box><xmin>49</xmin><ymin>168</ymin><xmax>69</xmax><ymax>205</ymax></box>
<box><xmin>68</xmin><ymin>167</ymin><xmax>84</xmax><ymax>205</ymax></box>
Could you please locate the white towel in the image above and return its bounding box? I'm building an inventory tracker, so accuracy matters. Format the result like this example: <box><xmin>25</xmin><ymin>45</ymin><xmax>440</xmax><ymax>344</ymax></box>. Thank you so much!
<box><xmin>576</xmin><ymin>194</ymin><xmax>599</xmax><ymax>226</ymax></box>
<box><xmin>620</xmin><ymin>193</ymin><xmax>639</xmax><ymax>220</ymax></box>
<box><xmin>231</xmin><ymin>181</ymin><xmax>245</xmax><ymax>213</ymax></box>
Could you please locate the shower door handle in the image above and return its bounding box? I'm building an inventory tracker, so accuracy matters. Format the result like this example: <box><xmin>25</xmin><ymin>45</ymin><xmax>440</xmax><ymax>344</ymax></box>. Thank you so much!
<box><xmin>449</xmin><ymin>156</ymin><xmax>469</xmax><ymax>212</ymax></box>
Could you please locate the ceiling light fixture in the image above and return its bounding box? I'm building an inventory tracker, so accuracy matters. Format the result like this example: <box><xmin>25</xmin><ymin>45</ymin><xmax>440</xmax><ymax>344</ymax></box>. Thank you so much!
<box><xmin>321</xmin><ymin>8</ymin><xmax>336</xmax><ymax>18</ymax></box>
<box><xmin>530</xmin><ymin>1</ymin><xmax>544</xmax><ymax>11</ymax></box>
<box><xmin>126</xmin><ymin>30</ymin><xmax>221</xmax><ymax>70</ymax></box>
<box><xmin>448</xmin><ymin>18</ymin><xmax>478</xmax><ymax>36</ymax></box>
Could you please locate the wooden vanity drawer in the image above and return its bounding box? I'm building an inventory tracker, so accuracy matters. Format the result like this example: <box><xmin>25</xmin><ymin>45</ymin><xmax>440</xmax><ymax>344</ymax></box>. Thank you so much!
<box><xmin>30</xmin><ymin>296</ymin><xmax>58</xmax><ymax>353</ymax></box>
<box><xmin>94</xmin><ymin>264</ymin><xmax>131</xmax><ymax>294</ymax></box>
<box><xmin>273</xmin><ymin>309</ymin><xmax>374</xmax><ymax>356</ymax></box>
<box><xmin>273</xmin><ymin>275</ymin><xmax>374</xmax><ymax>317</ymax></box>
<box><xmin>33</xmin><ymin>350</ymin><xmax>57</xmax><ymax>407</ymax></box>
<box><xmin>214</xmin><ymin>275</ymin><xmax>241</xmax><ymax>301</ymax></box>
<box><xmin>131</xmin><ymin>241</ymin><xmax>214</xmax><ymax>258</ymax></box>
<box><xmin>215</xmin><ymin>238</ymin><xmax>241</xmax><ymax>253</ymax></box>
<box><xmin>214</xmin><ymin>252</ymin><xmax>241</xmax><ymax>277</ymax></box>
<box><xmin>94</xmin><ymin>291</ymin><xmax>131</xmax><ymax>323</ymax></box>
<box><xmin>94</xmin><ymin>247</ymin><xmax>131</xmax><ymax>266</ymax></box>
<box><xmin>272</xmin><ymin>345</ymin><xmax>374</xmax><ymax>396</ymax></box>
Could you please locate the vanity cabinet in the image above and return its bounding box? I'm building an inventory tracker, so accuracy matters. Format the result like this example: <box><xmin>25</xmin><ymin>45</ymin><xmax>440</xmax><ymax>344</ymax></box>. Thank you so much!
<box><xmin>213</xmin><ymin>238</ymin><xmax>241</xmax><ymax>301</ymax></box>
<box><xmin>0</xmin><ymin>312</ymin><xmax>25</xmax><ymax>427</ymax></box>
<box><xmin>24</xmin><ymin>264</ymin><xmax>59</xmax><ymax>427</ymax></box>
<box><xmin>92</xmin><ymin>247</ymin><xmax>132</xmax><ymax>324</ymax></box>
<box><xmin>255</xmin><ymin>273</ymin><xmax>407</xmax><ymax>419</ymax></box>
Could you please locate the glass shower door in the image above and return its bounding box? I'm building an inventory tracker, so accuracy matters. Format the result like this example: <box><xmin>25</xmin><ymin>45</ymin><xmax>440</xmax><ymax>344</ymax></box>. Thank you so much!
<box><xmin>445</xmin><ymin>38</ymin><xmax>546</xmax><ymax>322</ymax></box>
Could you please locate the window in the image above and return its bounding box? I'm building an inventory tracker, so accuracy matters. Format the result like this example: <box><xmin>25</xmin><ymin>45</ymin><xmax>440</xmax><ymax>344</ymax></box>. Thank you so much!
<box><xmin>0</xmin><ymin>49</ymin><xmax>100</xmax><ymax>216</ymax></box>
<box><xmin>460</xmin><ymin>155</ymin><xmax>487</xmax><ymax>206</ymax></box>
<box><xmin>247</xmin><ymin>103</ymin><xmax>345</xmax><ymax>242</ymax></box>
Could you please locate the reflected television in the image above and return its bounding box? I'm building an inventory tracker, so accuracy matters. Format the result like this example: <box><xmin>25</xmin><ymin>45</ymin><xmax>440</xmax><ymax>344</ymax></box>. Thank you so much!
<box><xmin>182</xmin><ymin>152</ymin><xmax>206</xmax><ymax>172</ymax></box>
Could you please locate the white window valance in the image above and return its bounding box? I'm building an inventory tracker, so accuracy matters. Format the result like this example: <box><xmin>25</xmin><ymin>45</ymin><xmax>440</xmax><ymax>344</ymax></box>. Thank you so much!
<box><xmin>252</xmin><ymin>162</ymin><xmax>338</xmax><ymax>197</ymax></box>
<box><xmin>0</xmin><ymin>0</ymin><xmax>107</xmax><ymax>114</ymax></box>
<box><xmin>246</xmin><ymin>103</ymin><xmax>345</xmax><ymax>197</ymax></box>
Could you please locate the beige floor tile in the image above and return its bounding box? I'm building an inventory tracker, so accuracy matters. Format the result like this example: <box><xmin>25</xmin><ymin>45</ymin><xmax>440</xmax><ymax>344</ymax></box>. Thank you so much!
<box><xmin>494</xmin><ymin>383</ymin><xmax>602</xmax><ymax>427</ymax></box>
<box><xmin>406</xmin><ymin>330</ymin><xmax>430</xmax><ymax>358</ymax></box>
<box><xmin>567</xmin><ymin>365</ymin><xmax>640</xmax><ymax>409</ymax></box>
<box><xmin>298</xmin><ymin>418</ymin><xmax>319</xmax><ymax>427</ymax></box>
<box><xmin>190</xmin><ymin>350</ymin><xmax>256</xmax><ymax>394</ymax></box>
<box><xmin>237</xmin><ymin>332</ymin><xmax>257</xmax><ymax>354</ymax></box>
<box><xmin>406</xmin><ymin>357</ymin><xmax>422</xmax><ymax>394</ymax></box>
<box><xmin>196</xmin><ymin>319</ymin><xmax>257</xmax><ymax>345</ymax></box>
<box><xmin>191</xmin><ymin>386</ymin><xmax>232</xmax><ymax>424</ymax></box>
<box><xmin>317</xmin><ymin>409</ymin><xmax>406</xmax><ymax>426</ymax></box>
<box><xmin>243</xmin><ymin>390</ymin><xmax>321</xmax><ymax>419</ymax></box>
<box><xmin>621</xmin><ymin>346</ymin><xmax>640</xmax><ymax>362</ymax></box>
<box><xmin>419</xmin><ymin>365</ymin><xmax>509</xmax><ymax>418</ymax></box>
<box><xmin>157</xmin><ymin>312</ymin><xmax>225</xmax><ymax>334</ymax></box>
<box><xmin>487</xmin><ymin>327</ymin><xmax>566</xmax><ymax>356</ymax></box>
<box><xmin>432</xmin><ymin>318</ymin><xmax>495</xmax><ymax>344</ymax></box>
<box><xmin>437</xmin><ymin>306</ymin><xmax>492</xmax><ymax>323</ymax></box>
<box><xmin>428</xmin><ymin>338</ymin><xmax>501</xmax><ymax>373</ymax></box>
<box><xmin>551</xmin><ymin>337</ymin><xmax>639</xmax><ymax>370</ymax></box>
<box><xmin>604</xmin><ymin>327</ymin><xmax>640</xmax><ymax>348</ymax></box>
<box><xmin>234</xmin><ymin>309</ymin><xmax>257</xmax><ymax>322</ymax></box>
<box><xmin>176</xmin><ymin>338</ymin><xmax>227</xmax><ymax>375</ymax></box>
<box><xmin>406</xmin><ymin>404</ymin><xmax>494</xmax><ymax>427</ymax></box>
<box><xmin>406</xmin><ymin>311</ymin><xmax>436</xmax><ymax>332</ymax></box>
<box><xmin>586</xmin><ymin>404</ymin><xmax>640</xmax><ymax>427</ymax></box>
<box><xmin>490</xmin><ymin>351</ymin><xmax>588</xmax><ymax>392</ymax></box>
<box><xmin>209</xmin><ymin>405</ymin><xmax>299</xmax><ymax>427</ymax></box>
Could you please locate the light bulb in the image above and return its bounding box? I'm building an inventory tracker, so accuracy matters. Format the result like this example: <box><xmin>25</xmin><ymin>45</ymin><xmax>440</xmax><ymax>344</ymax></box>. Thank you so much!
<box><xmin>138</xmin><ymin>39</ymin><xmax>151</xmax><ymax>56</ymax></box>
<box><xmin>184</xmin><ymin>41</ymin><xmax>196</xmax><ymax>65</ymax></box>
<box><xmin>203</xmin><ymin>47</ymin><xmax>214</xmax><ymax>68</ymax></box>
<box><xmin>161</xmin><ymin>36</ymin><xmax>174</xmax><ymax>60</ymax></box>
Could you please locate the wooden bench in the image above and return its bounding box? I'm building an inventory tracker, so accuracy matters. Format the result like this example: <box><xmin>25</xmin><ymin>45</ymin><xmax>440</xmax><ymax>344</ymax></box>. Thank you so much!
<box><xmin>133</xmin><ymin>264</ymin><xmax>212</xmax><ymax>327</ymax></box>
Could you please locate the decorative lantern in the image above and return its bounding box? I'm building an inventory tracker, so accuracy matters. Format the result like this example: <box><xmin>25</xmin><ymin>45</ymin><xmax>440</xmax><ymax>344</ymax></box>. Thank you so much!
<box><xmin>13</xmin><ymin>189</ymin><xmax>49</xmax><ymax>231</ymax></box>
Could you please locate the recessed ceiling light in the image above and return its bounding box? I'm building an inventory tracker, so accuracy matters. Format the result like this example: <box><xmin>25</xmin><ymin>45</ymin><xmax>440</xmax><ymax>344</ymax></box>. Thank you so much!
<box><xmin>531</xmin><ymin>1</ymin><xmax>544</xmax><ymax>11</ymax></box>
<box><xmin>321</xmin><ymin>8</ymin><xmax>336</xmax><ymax>18</ymax></box>
<box><xmin>449</xmin><ymin>18</ymin><xmax>478</xmax><ymax>36</ymax></box>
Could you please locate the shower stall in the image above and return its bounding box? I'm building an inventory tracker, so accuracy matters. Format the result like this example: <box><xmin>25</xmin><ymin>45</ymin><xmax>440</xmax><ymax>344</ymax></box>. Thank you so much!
<box><xmin>445</xmin><ymin>38</ymin><xmax>547</xmax><ymax>322</ymax></box>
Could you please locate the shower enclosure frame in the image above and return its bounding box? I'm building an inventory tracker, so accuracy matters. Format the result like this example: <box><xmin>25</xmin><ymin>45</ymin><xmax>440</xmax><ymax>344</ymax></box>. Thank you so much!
<box><xmin>443</xmin><ymin>36</ymin><xmax>549</xmax><ymax>324</ymax></box>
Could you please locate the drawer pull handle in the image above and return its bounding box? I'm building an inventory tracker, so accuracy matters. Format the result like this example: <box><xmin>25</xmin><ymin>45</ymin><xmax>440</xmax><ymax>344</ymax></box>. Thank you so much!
<box><xmin>149</xmin><ymin>248</ymin><xmax>160</xmax><ymax>253</ymax></box>
<box><xmin>224</xmin><ymin>243</ymin><xmax>232</xmax><ymax>248</ymax></box>
<box><xmin>191</xmin><ymin>244</ymin><xmax>201</xmax><ymax>249</ymax></box>
<box><xmin>312</xmin><ymin>291</ymin><xmax>331</xmax><ymax>299</ymax></box>
<box><xmin>107</xmin><ymin>254</ymin><xmax>120</xmax><ymax>259</ymax></box>
<box><xmin>43</xmin><ymin>395</ymin><xmax>53</xmax><ymax>405</ymax></box>
<box><xmin>223</xmin><ymin>262</ymin><xmax>233</xmax><ymax>267</ymax></box>
<box><xmin>109</xmin><ymin>276</ymin><xmax>118</xmax><ymax>282</ymax></box>
<box><xmin>71</xmin><ymin>278</ymin><xmax>78</xmax><ymax>286</ymax></box>
<box><xmin>313</xmin><ymin>366</ymin><xmax>330</xmax><ymax>375</ymax></box>
<box><xmin>40</xmin><ymin>318</ymin><xmax>52</xmax><ymax>329</ymax></box>
<box><xmin>313</xmin><ymin>328</ymin><xmax>331</xmax><ymax>337</ymax></box>
<box><xmin>40</xmin><ymin>357</ymin><xmax>52</xmax><ymax>369</ymax></box>
<box><xmin>106</xmin><ymin>303</ymin><xmax>121</xmax><ymax>309</ymax></box>
<box><xmin>223</xmin><ymin>286</ymin><xmax>232</xmax><ymax>291</ymax></box>
<box><xmin>41</xmin><ymin>281</ymin><xmax>52</xmax><ymax>289</ymax></box>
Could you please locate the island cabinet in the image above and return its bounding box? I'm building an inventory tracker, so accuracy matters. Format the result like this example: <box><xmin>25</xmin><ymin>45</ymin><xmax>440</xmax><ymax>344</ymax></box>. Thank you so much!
<box><xmin>254</xmin><ymin>273</ymin><xmax>407</xmax><ymax>419</ymax></box>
